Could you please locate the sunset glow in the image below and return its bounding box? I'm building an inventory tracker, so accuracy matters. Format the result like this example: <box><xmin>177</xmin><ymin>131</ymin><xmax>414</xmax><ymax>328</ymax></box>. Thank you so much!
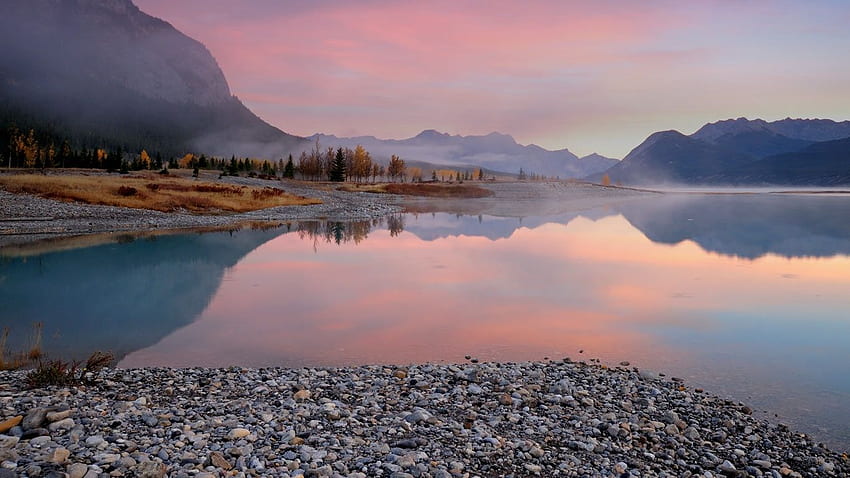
<box><xmin>134</xmin><ymin>0</ymin><xmax>850</xmax><ymax>157</ymax></box>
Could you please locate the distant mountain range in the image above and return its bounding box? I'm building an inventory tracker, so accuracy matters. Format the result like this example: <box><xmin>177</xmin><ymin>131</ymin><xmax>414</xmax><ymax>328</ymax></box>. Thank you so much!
<box><xmin>306</xmin><ymin>130</ymin><xmax>617</xmax><ymax>178</ymax></box>
<box><xmin>600</xmin><ymin>118</ymin><xmax>850</xmax><ymax>185</ymax></box>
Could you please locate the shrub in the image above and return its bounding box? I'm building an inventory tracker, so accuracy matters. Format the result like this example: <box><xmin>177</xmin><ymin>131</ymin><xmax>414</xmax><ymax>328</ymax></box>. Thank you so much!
<box><xmin>116</xmin><ymin>186</ymin><xmax>137</xmax><ymax>196</ymax></box>
<box><xmin>25</xmin><ymin>351</ymin><xmax>114</xmax><ymax>388</ymax></box>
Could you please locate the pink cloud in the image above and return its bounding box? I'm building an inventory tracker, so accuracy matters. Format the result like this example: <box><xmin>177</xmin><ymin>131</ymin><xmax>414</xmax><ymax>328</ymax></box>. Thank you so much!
<box><xmin>135</xmin><ymin>0</ymin><xmax>850</xmax><ymax>156</ymax></box>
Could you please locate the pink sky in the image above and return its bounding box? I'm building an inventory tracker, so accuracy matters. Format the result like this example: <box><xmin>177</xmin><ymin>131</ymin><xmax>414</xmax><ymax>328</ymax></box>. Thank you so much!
<box><xmin>134</xmin><ymin>0</ymin><xmax>850</xmax><ymax>157</ymax></box>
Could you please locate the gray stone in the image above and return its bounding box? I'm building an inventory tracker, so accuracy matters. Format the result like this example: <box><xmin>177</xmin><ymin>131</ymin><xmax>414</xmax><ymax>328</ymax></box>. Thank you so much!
<box><xmin>67</xmin><ymin>463</ymin><xmax>88</xmax><ymax>478</ymax></box>
<box><xmin>133</xmin><ymin>460</ymin><xmax>167</xmax><ymax>478</ymax></box>
<box><xmin>47</xmin><ymin>418</ymin><xmax>75</xmax><ymax>432</ymax></box>
<box><xmin>22</xmin><ymin>408</ymin><xmax>48</xmax><ymax>430</ymax></box>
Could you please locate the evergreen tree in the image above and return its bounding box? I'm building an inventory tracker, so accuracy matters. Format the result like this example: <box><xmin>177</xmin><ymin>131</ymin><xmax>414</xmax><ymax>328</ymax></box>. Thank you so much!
<box><xmin>283</xmin><ymin>154</ymin><xmax>295</xmax><ymax>179</ymax></box>
<box><xmin>330</xmin><ymin>147</ymin><xmax>346</xmax><ymax>182</ymax></box>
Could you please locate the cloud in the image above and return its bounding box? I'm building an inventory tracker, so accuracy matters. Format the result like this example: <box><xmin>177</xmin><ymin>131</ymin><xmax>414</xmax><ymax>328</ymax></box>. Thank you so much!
<box><xmin>135</xmin><ymin>0</ymin><xmax>850</xmax><ymax>157</ymax></box>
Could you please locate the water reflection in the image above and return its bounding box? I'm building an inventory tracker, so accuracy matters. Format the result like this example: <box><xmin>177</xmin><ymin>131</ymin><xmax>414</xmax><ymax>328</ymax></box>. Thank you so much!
<box><xmin>617</xmin><ymin>194</ymin><xmax>850</xmax><ymax>259</ymax></box>
<box><xmin>2</xmin><ymin>194</ymin><xmax>850</xmax><ymax>449</ymax></box>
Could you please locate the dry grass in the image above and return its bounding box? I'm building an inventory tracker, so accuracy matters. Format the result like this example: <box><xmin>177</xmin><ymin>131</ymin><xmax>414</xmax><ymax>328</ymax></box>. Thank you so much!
<box><xmin>0</xmin><ymin>323</ymin><xmax>44</xmax><ymax>370</ymax></box>
<box><xmin>340</xmin><ymin>182</ymin><xmax>494</xmax><ymax>198</ymax></box>
<box><xmin>0</xmin><ymin>173</ymin><xmax>321</xmax><ymax>213</ymax></box>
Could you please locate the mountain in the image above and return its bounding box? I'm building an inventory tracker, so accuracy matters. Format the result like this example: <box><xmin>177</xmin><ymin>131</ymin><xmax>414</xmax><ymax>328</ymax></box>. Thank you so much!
<box><xmin>715</xmin><ymin>137</ymin><xmax>850</xmax><ymax>185</ymax></box>
<box><xmin>598</xmin><ymin>130</ymin><xmax>754</xmax><ymax>184</ymax></box>
<box><xmin>695</xmin><ymin>117</ymin><xmax>850</xmax><ymax>144</ymax></box>
<box><xmin>600</xmin><ymin>118</ymin><xmax>850</xmax><ymax>185</ymax></box>
<box><xmin>0</xmin><ymin>0</ymin><xmax>306</xmax><ymax>158</ymax></box>
<box><xmin>306</xmin><ymin>130</ymin><xmax>617</xmax><ymax>178</ymax></box>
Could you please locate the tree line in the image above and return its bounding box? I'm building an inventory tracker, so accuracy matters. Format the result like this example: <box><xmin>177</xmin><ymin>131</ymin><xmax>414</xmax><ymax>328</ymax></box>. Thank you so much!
<box><xmin>3</xmin><ymin>124</ymin><xmax>494</xmax><ymax>184</ymax></box>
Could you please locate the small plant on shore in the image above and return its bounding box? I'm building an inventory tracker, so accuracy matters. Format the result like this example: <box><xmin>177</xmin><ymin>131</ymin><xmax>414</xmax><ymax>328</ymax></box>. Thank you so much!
<box><xmin>0</xmin><ymin>323</ymin><xmax>44</xmax><ymax>370</ymax></box>
<box><xmin>25</xmin><ymin>351</ymin><xmax>114</xmax><ymax>388</ymax></box>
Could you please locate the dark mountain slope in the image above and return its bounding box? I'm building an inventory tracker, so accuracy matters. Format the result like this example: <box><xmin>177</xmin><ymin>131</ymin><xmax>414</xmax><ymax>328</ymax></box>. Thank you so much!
<box><xmin>717</xmin><ymin>137</ymin><xmax>850</xmax><ymax>185</ymax></box>
<box><xmin>599</xmin><ymin>130</ymin><xmax>754</xmax><ymax>184</ymax></box>
<box><xmin>0</xmin><ymin>0</ymin><xmax>306</xmax><ymax>158</ymax></box>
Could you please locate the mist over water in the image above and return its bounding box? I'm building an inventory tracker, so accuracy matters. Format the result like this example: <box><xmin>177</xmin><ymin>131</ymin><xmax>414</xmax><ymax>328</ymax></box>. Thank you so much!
<box><xmin>2</xmin><ymin>194</ymin><xmax>850</xmax><ymax>450</ymax></box>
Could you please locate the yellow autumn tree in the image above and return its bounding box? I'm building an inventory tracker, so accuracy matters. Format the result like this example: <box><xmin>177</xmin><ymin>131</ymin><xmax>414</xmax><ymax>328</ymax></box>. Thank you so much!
<box><xmin>601</xmin><ymin>173</ymin><xmax>611</xmax><ymax>186</ymax></box>
<box><xmin>407</xmin><ymin>166</ymin><xmax>423</xmax><ymax>182</ymax></box>
<box><xmin>139</xmin><ymin>150</ymin><xmax>151</xmax><ymax>170</ymax></box>
<box><xmin>178</xmin><ymin>153</ymin><xmax>195</xmax><ymax>169</ymax></box>
<box><xmin>22</xmin><ymin>130</ymin><xmax>39</xmax><ymax>168</ymax></box>
<box><xmin>352</xmin><ymin>145</ymin><xmax>372</xmax><ymax>182</ymax></box>
<box><xmin>96</xmin><ymin>149</ymin><xmax>108</xmax><ymax>168</ymax></box>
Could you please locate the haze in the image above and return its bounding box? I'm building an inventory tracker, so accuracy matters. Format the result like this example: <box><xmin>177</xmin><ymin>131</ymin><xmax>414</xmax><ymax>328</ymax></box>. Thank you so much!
<box><xmin>134</xmin><ymin>0</ymin><xmax>850</xmax><ymax>158</ymax></box>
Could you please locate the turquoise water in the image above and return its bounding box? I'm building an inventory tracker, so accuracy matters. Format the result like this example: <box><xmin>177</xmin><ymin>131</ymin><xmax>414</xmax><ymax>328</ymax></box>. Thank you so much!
<box><xmin>2</xmin><ymin>193</ymin><xmax>850</xmax><ymax>449</ymax></box>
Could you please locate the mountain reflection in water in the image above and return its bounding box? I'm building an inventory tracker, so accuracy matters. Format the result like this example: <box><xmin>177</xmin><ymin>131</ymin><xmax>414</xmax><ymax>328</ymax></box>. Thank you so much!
<box><xmin>1</xmin><ymin>194</ymin><xmax>849</xmax><ymax>449</ymax></box>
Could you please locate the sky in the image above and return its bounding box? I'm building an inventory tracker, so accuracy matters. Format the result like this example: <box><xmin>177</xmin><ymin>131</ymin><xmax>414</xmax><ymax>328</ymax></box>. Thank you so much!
<box><xmin>134</xmin><ymin>0</ymin><xmax>850</xmax><ymax>158</ymax></box>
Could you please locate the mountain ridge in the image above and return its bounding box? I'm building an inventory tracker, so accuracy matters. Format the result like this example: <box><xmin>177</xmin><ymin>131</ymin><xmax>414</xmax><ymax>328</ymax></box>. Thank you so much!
<box><xmin>599</xmin><ymin>118</ymin><xmax>850</xmax><ymax>185</ymax></box>
<box><xmin>306</xmin><ymin>130</ymin><xmax>617</xmax><ymax>178</ymax></box>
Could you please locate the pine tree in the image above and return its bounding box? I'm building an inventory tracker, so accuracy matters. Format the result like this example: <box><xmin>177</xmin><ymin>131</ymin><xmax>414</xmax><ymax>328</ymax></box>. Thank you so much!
<box><xmin>283</xmin><ymin>154</ymin><xmax>295</xmax><ymax>178</ymax></box>
<box><xmin>330</xmin><ymin>148</ymin><xmax>346</xmax><ymax>182</ymax></box>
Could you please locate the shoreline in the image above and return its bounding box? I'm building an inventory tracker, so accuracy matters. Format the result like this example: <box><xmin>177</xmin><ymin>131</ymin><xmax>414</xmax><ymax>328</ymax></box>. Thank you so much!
<box><xmin>1</xmin><ymin>360</ymin><xmax>846</xmax><ymax>477</ymax></box>
<box><xmin>0</xmin><ymin>177</ymin><xmax>654</xmax><ymax>249</ymax></box>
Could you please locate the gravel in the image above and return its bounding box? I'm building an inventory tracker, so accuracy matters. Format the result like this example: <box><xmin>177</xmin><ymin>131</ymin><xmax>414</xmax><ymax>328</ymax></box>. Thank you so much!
<box><xmin>0</xmin><ymin>177</ymin><xmax>402</xmax><ymax>247</ymax></box>
<box><xmin>1</xmin><ymin>360</ymin><xmax>847</xmax><ymax>477</ymax></box>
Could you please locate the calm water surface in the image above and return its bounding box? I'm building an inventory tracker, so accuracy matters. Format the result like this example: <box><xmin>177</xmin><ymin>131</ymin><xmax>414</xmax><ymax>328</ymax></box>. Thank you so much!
<box><xmin>2</xmin><ymin>193</ymin><xmax>850</xmax><ymax>449</ymax></box>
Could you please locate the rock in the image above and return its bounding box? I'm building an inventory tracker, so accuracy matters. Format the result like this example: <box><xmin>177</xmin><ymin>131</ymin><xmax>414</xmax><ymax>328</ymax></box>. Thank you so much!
<box><xmin>227</xmin><ymin>428</ymin><xmax>250</xmax><ymax>440</ymax></box>
<box><xmin>524</xmin><ymin>463</ymin><xmax>542</xmax><ymax>474</ymax></box>
<box><xmin>392</xmin><ymin>439</ymin><xmax>418</xmax><ymax>449</ymax></box>
<box><xmin>209</xmin><ymin>451</ymin><xmax>232</xmax><ymax>470</ymax></box>
<box><xmin>133</xmin><ymin>460</ymin><xmax>167</xmax><ymax>478</ymax></box>
<box><xmin>549</xmin><ymin>378</ymin><xmax>573</xmax><ymax>395</ymax></box>
<box><xmin>48</xmin><ymin>447</ymin><xmax>70</xmax><ymax>464</ymax></box>
<box><xmin>719</xmin><ymin>460</ymin><xmax>737</xmax><ymax>473</ymax></box>
<box><xmin>639</xmin><ymin>369</ymin><xmax>660</xmax><ymax>381</ymax></box>
<box><xmin>0</xmin><ymin>437</ymin><xmax>18</xmax><ymax>449</ymax></box>
<box><xmin>404</xmin><ymin>408</ymin><xmax>432</xmax><ymax>424</ymax></box>
<box><xmin>45</xmin><ymin>409</ymin><xmax>73</xmax><ymax>422</ymax></box>
<box><xmin>615</xmin><ymin>462</ymin><xmax>628</xmax><ymax>474</ymax></box>
<box><xmin>396</xmin><ymin>453</ymin><xmax>417</xmax><ymax>467</ymax></box>
<box><xmin>393</xmin><ymin>370</ymin><xmax>407</xmax><ymax>379</ymax></box>
<box><xmin>22</xmin><ymin>409</ymin><xmax>48</xmax><ymax>430</ymax></box>
<box><xmin>21</xmin><ymin>428</ymin><xmax>49</xmax><ymax>440</ymax></box>
<box><xmin>85</xmin><ymin>435</ymin><xmax>105</xmax><ymax>447</ymax></box>
<box><xmin>47</xmin><ymin>418</ymin><xmax>75</xmax><ymax>432</ymax></box>
<box><xmin>141</xmin><ymin>413</ymin><xmax>158</xmax><ymax>427</ymax></box>
<box><xmin>0</xmin><ymin>417</ymin><xmax>21</xmax><ymax>434</ymax></box>
<box><xmin>498</xmin><ymin>393</ymin><xmax>513</xmax><ymax>405</ymax></box>
<box><xmin>67</xmin><ymin>463</ymin><xmax>88</xmax><ymax>478</ymax></box>
<box><xmin>293</xmin><ymin>389</ymin><xmax>311</xmax><ymax>400</ymax></box>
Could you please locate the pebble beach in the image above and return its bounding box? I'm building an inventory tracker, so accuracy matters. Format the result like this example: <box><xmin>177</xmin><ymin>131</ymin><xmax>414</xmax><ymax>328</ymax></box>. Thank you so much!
<box><xmin>1</xmin><ymin>360</ymin><xmax>847</xmax><ymax>478</ymax></box>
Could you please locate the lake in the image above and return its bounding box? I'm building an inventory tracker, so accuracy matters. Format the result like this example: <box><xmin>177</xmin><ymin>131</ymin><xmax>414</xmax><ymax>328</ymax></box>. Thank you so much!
<box><xmin>2</xmin><ymin>192</ymin><xmax>850</xmax><ymax>450</ymax></box>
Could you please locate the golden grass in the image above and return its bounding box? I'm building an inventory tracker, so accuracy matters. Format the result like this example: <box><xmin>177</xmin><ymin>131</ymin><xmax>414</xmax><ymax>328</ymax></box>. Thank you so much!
<box><xmin>340</xmin><ymin>182</ymin><xmax>494</xmax><ymax>198</ymax></box>
<box><xmin>0</xmin><ymin>173</ymin><xmax>321</xmax><ymax>213</ymax></box>
<box><xmin>0</xmin><ymin>322</ymin><xmax>43</xmax><ymax>370</ymax></box>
